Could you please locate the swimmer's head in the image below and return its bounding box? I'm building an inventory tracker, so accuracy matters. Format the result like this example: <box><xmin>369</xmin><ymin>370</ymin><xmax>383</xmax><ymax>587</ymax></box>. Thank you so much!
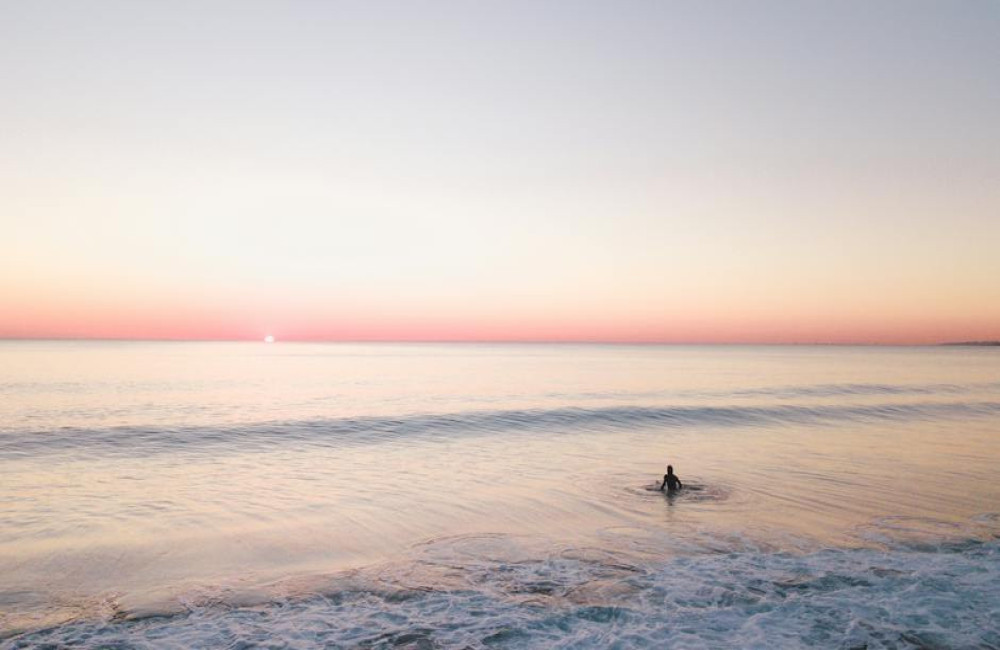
<box><xmin>667</xmin><ymin>465</ymin><xmax>674</xmax><ymax>474</ymax></box>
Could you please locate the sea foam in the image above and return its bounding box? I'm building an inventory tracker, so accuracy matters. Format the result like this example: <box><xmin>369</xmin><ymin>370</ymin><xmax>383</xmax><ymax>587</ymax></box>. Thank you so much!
<box><xmin>5</xmin><ymin>537</ymin><xmax>999</xmax><ymax>649</ymax></box>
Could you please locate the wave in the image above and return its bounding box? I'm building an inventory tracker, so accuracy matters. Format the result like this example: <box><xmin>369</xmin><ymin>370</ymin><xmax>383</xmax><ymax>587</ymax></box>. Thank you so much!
<box><xmin>3</xmin><ymin>400</ymin><xmax>1000</xmax><ymax>460</ymax></box>
<box><xmin>722</xmin><ymin>380</ymin><xmax>1000</xmax><ymax>399</ymax></box>
<box><xmin>5</xmin><ymin>537</ymin><xmax>1000</xmax><ymax>648</ymax></box>
<box><xmin>4</xmin><ymin>378</ymin><xmax>998</xmax><ymax>399</ymax></box>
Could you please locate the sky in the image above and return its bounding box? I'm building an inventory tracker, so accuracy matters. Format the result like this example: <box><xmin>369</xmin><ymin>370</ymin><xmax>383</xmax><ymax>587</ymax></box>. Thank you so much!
<box><xmin>1</xmin><ymin>1</ymin><xmax>998</xmax><ymax>344</ymax></box>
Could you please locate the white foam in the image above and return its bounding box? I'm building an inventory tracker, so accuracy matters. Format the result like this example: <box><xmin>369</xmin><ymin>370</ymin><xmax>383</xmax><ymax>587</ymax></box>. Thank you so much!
<box><xmin>6</xmin><ymin>539</ymin><xmax>1000</xmax><ymax>649</ymax></box>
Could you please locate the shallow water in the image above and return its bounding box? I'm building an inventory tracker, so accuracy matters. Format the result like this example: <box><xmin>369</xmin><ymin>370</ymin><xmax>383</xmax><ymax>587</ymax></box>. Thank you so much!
<box><xmin>2</xmin><ymin>342</ymin><xmax>999</xmax><ymax>647</ymax></box>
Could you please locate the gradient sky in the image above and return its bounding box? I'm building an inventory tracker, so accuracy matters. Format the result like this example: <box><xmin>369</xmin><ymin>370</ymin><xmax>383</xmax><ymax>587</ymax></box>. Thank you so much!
<box><xmin>2</xmin><ymin>1</ymin><xmax>998</xmax><ymax>343</ymax></box>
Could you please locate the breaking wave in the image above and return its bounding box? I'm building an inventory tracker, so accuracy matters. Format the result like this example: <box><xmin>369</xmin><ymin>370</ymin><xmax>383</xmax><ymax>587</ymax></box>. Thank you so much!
<box><xmin>6</xmin><ymin>535</ymin><xmax>1000</xmax><ymax>649</ymax></box>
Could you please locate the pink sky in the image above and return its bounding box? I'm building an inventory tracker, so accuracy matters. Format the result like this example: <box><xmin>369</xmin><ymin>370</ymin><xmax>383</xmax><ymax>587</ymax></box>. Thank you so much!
<box><xmin>2</xmin><ymin>3</ymin><xmax>998</xmax><ymax>344</ymax></box>
<box><xmin>3</xmin><ymin>288</ymin><xmax>997</xmax><ymax>344</ymax></box>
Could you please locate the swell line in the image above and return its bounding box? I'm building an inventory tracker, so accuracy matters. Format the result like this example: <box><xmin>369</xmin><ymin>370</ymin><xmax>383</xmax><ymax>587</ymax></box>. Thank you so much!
<box><xmin>3</xmin><ymin>400</ymin><xmax>1000</xmax><ymax>460</ymax></box>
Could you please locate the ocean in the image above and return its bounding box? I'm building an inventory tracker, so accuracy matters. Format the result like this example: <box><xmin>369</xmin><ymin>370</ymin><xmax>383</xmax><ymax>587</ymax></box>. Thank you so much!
<box><xmin>2</xmin><ymin>341</ymin><xmax>999</xmax><ymax>648</ymax></box>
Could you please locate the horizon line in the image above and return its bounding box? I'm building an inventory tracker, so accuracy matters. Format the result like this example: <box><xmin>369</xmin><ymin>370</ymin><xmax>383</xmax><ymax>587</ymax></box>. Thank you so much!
<box><xmin>1</xmin><ymin>336</ymin><xmax>991</xmax><ymax>347</ymax></box>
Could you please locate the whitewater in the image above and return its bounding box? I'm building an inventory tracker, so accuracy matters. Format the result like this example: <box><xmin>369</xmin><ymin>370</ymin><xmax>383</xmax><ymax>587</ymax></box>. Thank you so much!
<box><xmin>2</xmin><ymin>342</ymin><xmax>999</xmax><ymax>648</ymax></box>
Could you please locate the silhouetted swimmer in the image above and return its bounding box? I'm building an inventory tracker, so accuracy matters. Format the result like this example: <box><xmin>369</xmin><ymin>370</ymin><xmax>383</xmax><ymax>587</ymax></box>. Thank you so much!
<box><xmin>660</xmin><ymin>465</ymin><xmax>682</xmax><ymax>492</ymax></box>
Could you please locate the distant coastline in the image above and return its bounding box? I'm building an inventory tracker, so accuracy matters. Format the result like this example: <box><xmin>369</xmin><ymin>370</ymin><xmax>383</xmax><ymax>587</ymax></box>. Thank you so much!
<box><xmin>941</xmin><ymin>341</ymin><xmax>1000</xmax><ymax>346</ymax></box>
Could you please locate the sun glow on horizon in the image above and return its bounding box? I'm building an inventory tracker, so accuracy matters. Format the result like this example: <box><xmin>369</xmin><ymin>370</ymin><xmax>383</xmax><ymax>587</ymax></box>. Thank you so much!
<box><xmin>264</xmin><ymin>335</ymin><xmax>275</xmax><ymax>344</ymax></box>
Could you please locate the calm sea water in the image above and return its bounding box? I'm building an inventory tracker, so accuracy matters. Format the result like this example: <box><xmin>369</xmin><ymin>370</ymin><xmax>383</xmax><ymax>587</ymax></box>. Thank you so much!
<box><xmin>2</xmin><ymin>342</ymin><xmax>1000</xmax><ymax>647</ymax></box>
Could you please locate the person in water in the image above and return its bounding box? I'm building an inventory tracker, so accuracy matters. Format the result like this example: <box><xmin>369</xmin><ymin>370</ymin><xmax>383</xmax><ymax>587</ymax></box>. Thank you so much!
<box><xmin>660</xmin><ymin>465</ymin><xmax>682</xmax><ymax>491</ymax></box>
